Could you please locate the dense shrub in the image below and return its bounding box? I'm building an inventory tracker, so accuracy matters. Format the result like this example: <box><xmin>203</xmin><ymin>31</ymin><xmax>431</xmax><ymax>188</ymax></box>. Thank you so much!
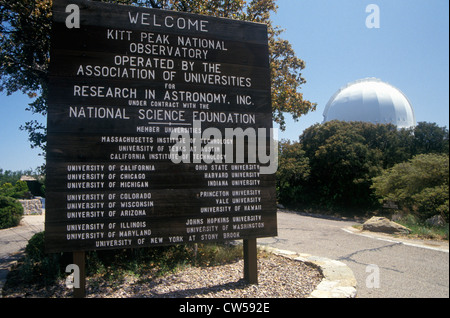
<box><xmin>12</xmin><ymin>231</ymin><xmax>243</xmax><ymax>288</ymax></box>
<box><xmin>0</xmin><ymin>195</ymin><xmax>24</xmax><ymax>229</ymax></box>
<box><xmin>0</xmin><ymin>180</ymin><xmax>31</xmax><ymax>199</ymax></box>
<box><xmin>20</xmin><ymin>232</ymin><xmax>64</xmax><ymax>284</ymax></box>
<box><xmin>277</xmin><ymin>121</ymin><xmax>449</xmax><ymax>213</ymax></box>
<box><xmin>371</xmin><ymin>154</ymin><xmax>449</xmax><ymax>222</ymax></box>
<box><xmin>412</xmin><ymin>185</ymin><xmax>449</xmax><ymax>222</ymax></box>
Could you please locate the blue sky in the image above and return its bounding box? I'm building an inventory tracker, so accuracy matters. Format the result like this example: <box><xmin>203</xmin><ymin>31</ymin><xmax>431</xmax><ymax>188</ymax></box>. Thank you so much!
<box><xmin>0</xmin><ymin>0</ymin><xmax>448</xmax><ymax>171</ymax></box>
<box><xmin>0</xmin><ymin>92</ymin><xmax>46</xmax><ymax>172</ymax></box>
<box><xmin>272</xmin><ymin>0</ymin><xmax>449</xmax><ymax>140</ymax></box>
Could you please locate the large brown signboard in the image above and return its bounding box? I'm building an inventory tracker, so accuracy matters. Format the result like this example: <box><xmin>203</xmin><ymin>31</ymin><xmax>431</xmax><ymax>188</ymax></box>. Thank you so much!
<box><xmin>45</xmin><ymin>0</ymin><xmax>277</xmax><ymax>253</ymax></box>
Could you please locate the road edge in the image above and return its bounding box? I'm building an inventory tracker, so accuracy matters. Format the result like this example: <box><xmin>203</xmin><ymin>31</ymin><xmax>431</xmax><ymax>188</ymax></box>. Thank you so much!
<box><xmin>261</xmin><ymin>246</ymin><xmax>357</xmax><ymax>298</ymax></box>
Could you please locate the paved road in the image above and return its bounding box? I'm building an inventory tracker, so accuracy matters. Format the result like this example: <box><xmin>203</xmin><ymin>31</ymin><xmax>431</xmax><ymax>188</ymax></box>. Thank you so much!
<box><xmin>1</xmin><ymin>213</ymin><xmax>449</xmax><ymax>298</ymax></box>
<box><xmin>259</xmin><ymin>211</ymin><xmax>449</xmax><ymax>298</ymax></box>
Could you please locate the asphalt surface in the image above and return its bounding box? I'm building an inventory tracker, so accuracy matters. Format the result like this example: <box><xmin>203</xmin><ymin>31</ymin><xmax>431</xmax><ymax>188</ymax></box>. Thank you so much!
<box><xmin>259</xmin><ymin>210</ymin><xmax>449</xmax><ymax>298</ymax></box>
<box><xmin>1</xmin><ymin>212</ymin><xmax>449</xmax><ymax>298</ymax></box>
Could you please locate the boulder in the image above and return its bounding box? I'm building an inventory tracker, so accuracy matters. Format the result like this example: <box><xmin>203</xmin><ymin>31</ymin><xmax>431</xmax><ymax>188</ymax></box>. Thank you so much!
<box><xmin>362</xmin><ymin>216</ymin><xmax>411</xmax><ymax>235</ymax></box>
<box><xmin>425</xmin><ymin>215</ymin><xmax>446</xmax><ymax>227</ymax></box>
<box><xmin>18</xmin><ymin>199</ymin><xmax>43</xmax><ymax>215</ymax></box>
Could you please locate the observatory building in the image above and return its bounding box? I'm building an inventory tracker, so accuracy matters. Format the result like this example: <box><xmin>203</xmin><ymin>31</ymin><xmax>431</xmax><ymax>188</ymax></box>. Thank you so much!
<box><xmin>323</xmin><ymin>78</ymin><xmax>416</xmax><ymax>129</ymax></box>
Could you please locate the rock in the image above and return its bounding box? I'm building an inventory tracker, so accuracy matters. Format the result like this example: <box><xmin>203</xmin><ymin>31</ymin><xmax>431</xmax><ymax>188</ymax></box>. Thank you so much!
<box><xmin>18</xmin><ymin>199</ymin><xmax>43</xmax><ymax>215</ymax></box>
<box><xmin>362</xmin><ymin>216</ymin><xmax>411</xmax><ymax>235</ymax></box>
<box><xmin>391</xmin><ymin>213</ymin><xmax>404</xmax><ymax>222</ymax></box>
<box><xmin>382</xmin><ymin>200</ymin><xmax>398</xmax><ymax>209</ymax></box>
<box><xmin>277</xmin><ymin>203</ymin><xmax>285</xmax><ymax>209</ymax></box>
<box><xmin>425</xmin><ymin>215</ymin><xmax>446</xmax><ymax>227</ymax></box>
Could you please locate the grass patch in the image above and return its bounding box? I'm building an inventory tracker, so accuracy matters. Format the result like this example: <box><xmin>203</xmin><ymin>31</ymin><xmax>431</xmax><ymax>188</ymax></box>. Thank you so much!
<box><xmin>352</xmin><ymin>214</ymin><xmax>448</xmax><ymax>241</ymax></box>
<box><xmin>84</xmin><ymin>242</ymin><xmax>245</xmax><ymax>280</ymax></box>
<box><xmin>395</xmin><ymin>214</ymin><xmax>449</xmax><ymax>241</ymax></box>
<box><xmin>4</xmin><ymin>231</ymin><xmax>252</xmax><ymax>293</ymax></box>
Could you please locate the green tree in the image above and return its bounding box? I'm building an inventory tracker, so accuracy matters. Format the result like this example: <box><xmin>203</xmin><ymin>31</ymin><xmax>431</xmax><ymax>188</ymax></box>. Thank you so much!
<box><xmin>372</xmin><ymin>153</ymin><xmax>449</xmax><ymax>222</ymax></box>
<box><xmin>0</xmin><ymin>0</ymin><xmax>51</xmax><ymax>153</ymax></box>
<box><xmin>358</xmin><ymin>123</ymin><xmax>414</xmax><ymax>169</ymax></box>
<box><xmin>0</xmin><ymin>169</ymin><xmax>25</xmax><ymax>185</ymax></box>
<box><xmin>1</xmin><ymin>0</ymin><xmax>316</xmax><ymax>156</ymax></box>
<box><xmin>412</xmin><ymin>122</ymin><xmax>449</xmax><ymax>156</ymax></box>
<box><xmin>276</xmin><ymin>140</ymin><xmax>310</xmax><ymax>204</ymax></box>
<box><xmin>309</xmin><ymin>124</ymin><xmax>382</xmax><ymax>207</ymax></box>
<box><xmin>283</xmin><ymin>120</ymin><xmax>449</xmax><ymax>211</ymax></box>
<box><xmin>0</xmin><ymin>180</ymin><xmax>30</xmax><ymax>198</ymax></box>
<box><xmin>298</xmin><ymin>121</ymin><xmax>411</xmax><ymax>209</ymax></box>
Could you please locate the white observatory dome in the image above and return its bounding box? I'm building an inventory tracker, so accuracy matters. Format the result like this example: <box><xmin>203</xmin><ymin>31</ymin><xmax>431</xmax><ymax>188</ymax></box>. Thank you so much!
<box><xmin>323</xmin><ymin>78</ymin><xmax>416</xmax><ymax>129</ymax></box>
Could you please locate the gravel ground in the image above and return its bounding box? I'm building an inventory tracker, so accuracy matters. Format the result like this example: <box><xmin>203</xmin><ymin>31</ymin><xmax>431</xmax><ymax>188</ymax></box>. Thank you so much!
<box><xmin>2</xmin><ymin>254</ymin><xmax>322</xmax><ymax>298</ymax></box>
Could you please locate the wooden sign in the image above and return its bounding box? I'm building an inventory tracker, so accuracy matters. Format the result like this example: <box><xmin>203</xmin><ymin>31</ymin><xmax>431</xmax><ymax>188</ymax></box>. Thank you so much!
<box><xmin>45</xmin><ymin>0</ymin><xmax>277</xmax><ymax>253</ymax></box>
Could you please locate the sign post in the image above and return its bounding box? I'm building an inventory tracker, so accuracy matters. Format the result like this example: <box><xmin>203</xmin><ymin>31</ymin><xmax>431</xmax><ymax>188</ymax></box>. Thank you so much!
<box><xmin>243</xmin><ymin>238</ymin><xmax>258</xmax><ymax>284</ymax></box>
<box><xmin>72</xmin><ymin>251</ymin><xmax>86</xmax><ymax>298</ymax></box>
<box><xmin>46</xmin><ymin>0</ymin><xmax>277</xmax><ymax>289</ymax></box>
